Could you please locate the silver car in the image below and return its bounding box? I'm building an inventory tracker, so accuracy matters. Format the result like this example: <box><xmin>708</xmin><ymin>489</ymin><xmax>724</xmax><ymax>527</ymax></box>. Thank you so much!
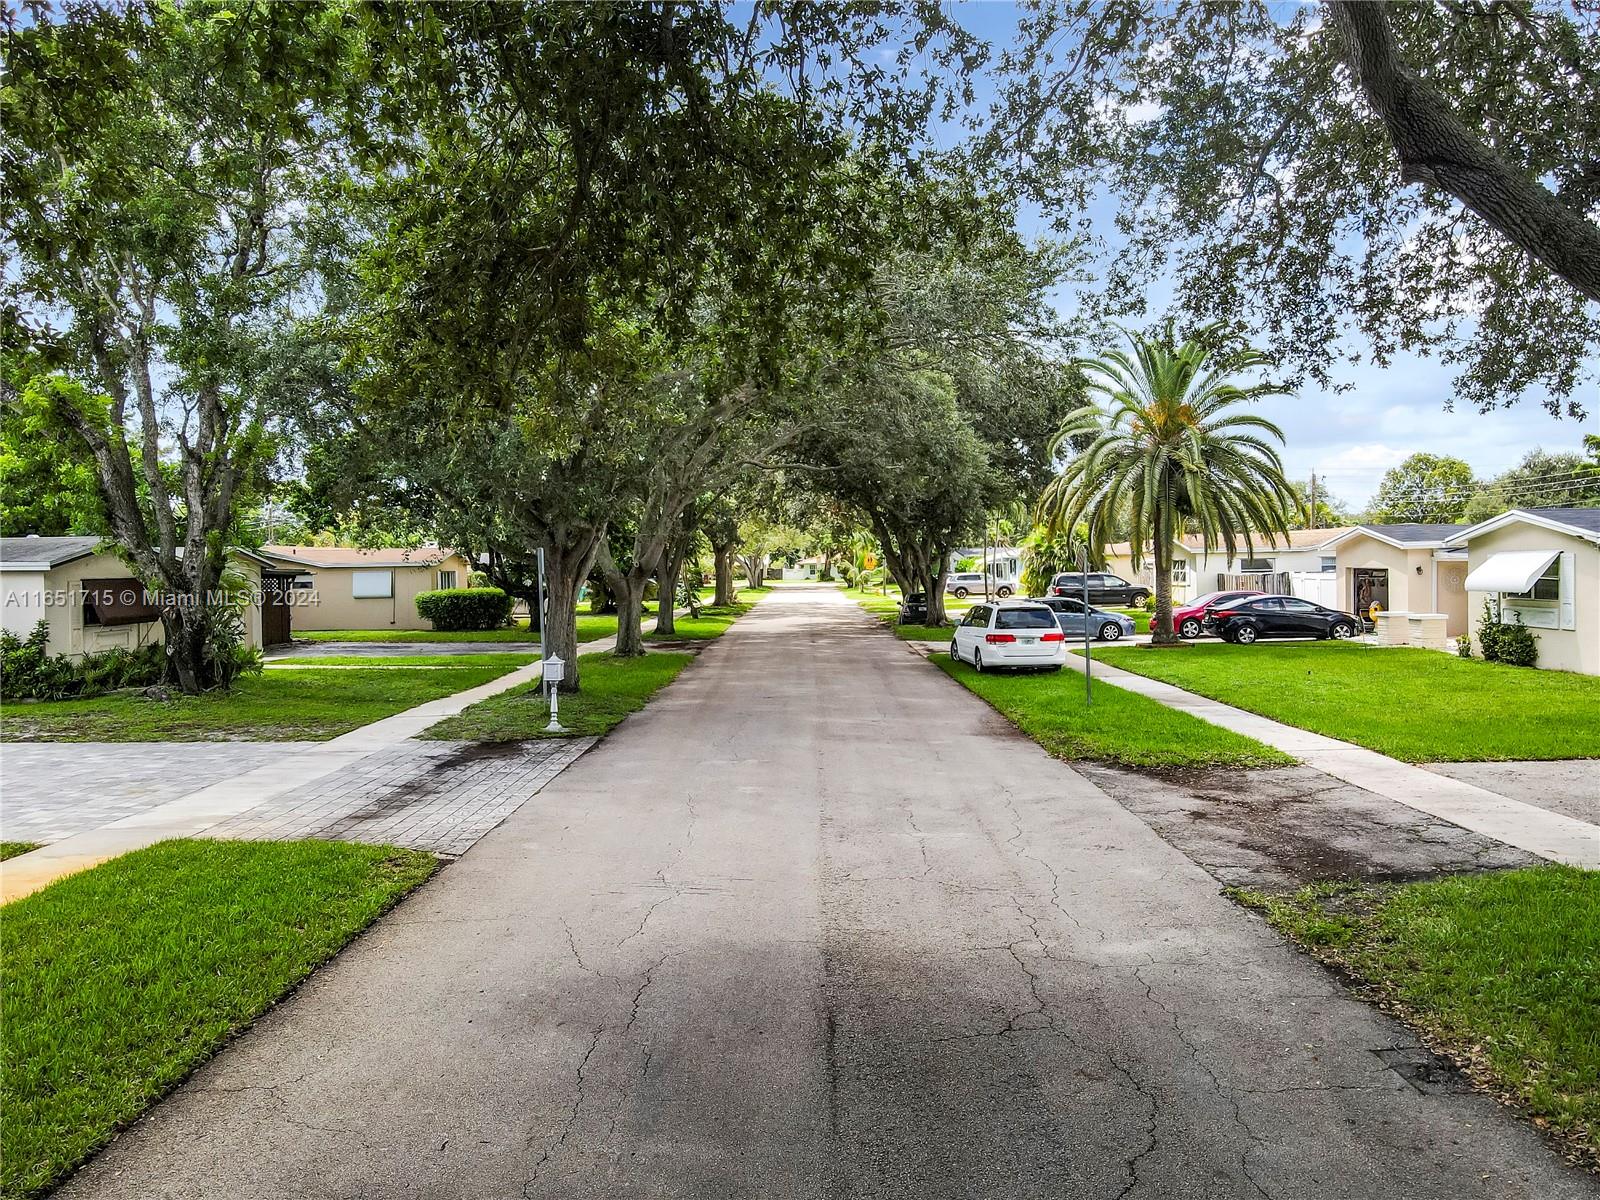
<box><xmin>945</xmin><ymin>572</ymin><xmax>1014</xmax><ymax>599</ymax></box>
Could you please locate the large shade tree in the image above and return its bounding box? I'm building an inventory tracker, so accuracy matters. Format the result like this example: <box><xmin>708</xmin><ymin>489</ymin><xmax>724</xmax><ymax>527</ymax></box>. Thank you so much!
<box><xmin>985</xmin><ymin>1</ymin><xmax>1599</xmax><ymax>415</ymax></box>
<box><xmin>1037</xmin><ymin>324</ymin><xmax>1299</xmax><ymax>645</ymax></box>
<box><xmin>3</xmin><ymin>2</ymin><xmax>357</xmax><ymax>690</ymax></box>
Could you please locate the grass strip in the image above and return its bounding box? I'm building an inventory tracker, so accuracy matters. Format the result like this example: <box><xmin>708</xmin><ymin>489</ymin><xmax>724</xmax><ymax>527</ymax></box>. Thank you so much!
<box><xmin>0</xmin><ymin>839</ymin><xmax>436</xmax><ymax>1200</ymax></box>
<box><xmin>1095</xmin><ymin>642</ymin><xmax>1600</xmax><ymax>762</ymax></box>
<box><xmin>0</xmin><ymin>842</ymin><xmax>40</xmax><ymax>862</ymax></box>
<box><xmin>423</xmin><ymin>651</ymin><xmax>693</xmax><ymax>741</ymax></box>
<box><xmin>0</xmin><ymin>661</ymin><xmax>521</xmax><ymax>742</ymax></box>
<box><xmin>934</xmin><ymin>653</ymin><xmax>1290</xmax><ymax>768</ymax></box>
<box><xmin>645</xmin><ymin>601</ymin><xmax>755</xmax><ymax>642</ymax></box>
<box><xmin>1232</xmin><ymin>866</ymin><xmax>1600</xmax><ymax>1168</ymax></box>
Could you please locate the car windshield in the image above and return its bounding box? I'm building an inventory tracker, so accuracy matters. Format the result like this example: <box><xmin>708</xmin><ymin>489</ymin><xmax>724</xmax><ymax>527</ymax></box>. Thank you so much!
<box><xmin>996</xmin><ymin>608</ymin><xmax>1057</xmax><ymax>630</ymax></box>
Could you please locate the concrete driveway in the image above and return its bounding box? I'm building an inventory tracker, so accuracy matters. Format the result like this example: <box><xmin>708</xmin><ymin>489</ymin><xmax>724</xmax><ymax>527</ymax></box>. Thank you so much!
<box><xmin>61</xmin><ymin>587</ymin><xmax>1592</xmax><ymax>1199</ymax></box>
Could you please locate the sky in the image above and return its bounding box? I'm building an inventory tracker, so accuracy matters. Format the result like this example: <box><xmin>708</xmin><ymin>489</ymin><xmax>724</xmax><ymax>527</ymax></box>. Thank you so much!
<box><xmin>904</xmin><ymin>1</ymin><xmax>1596</xmax><ymax>511</ymax></box>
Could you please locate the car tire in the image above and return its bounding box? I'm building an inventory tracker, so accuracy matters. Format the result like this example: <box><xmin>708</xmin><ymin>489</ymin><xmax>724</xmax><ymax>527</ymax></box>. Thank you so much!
<box><xmin>1330</xmin><ymin>622</ymin><xmax>1355</xmax><ymax>640</ymax></box>
<box><xmin>1129</xmin><ymin>591</ymin><xmax>1150</xmax><ymax>606</ymax></box>
<box><xmin>950</xmin><ymin>639</ymin><xmax>961</xmax><ymax>662</ymax></box>
<box><xmin>954</xmin><ymin>587</ymin><xmax>969</xmax><ymax>599</ymax></box>
<box><xmin>1179</xmin><ymin>618</ymin><xmax>1201</xmax><ymax>639</ymax></box>
<box><xmin>1235</xmin><ymin>625</ymin><xmax>1258</xmax><ymax>644</ymax></box>
<box><xmin>974</xmin><ymin>648</ymin><xmax>985</xmax><ymax>673</ymax></box>
<box><xmin>1099</xmin><ymin>622</ymin><xmax>1122</xmax><ymax>641</ymax></box>
<box><xmin>996</xmin><ymin>585</ymin><xmax>1012</xmax><ymax>598</ymax></box>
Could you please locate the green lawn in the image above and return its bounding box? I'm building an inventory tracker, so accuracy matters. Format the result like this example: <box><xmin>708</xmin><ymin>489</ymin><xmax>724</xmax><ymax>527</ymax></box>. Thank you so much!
<box><xmin>1</xmin><ymin>842</ymin><xmax>40</xmax><ymax>862</ymax></box>
<box><xmin>934</xmin><ymin>653</ymin><xmax>1290</xmax><ymax>768</ymax></box>
<box><xmin>1094</xmin><ymin>642</ymin><xmax>1600</xmax><ymax>762</ymax></box>
<box><xmin>645</xmin><ymin>601</ymin><xmax>755</xmax><ymax>641</ymax></box>
<box><xmin>0</xmin><ymin>661</ymin><xmax>523</xmax><ymax>742</ymax></box>
<box><xmin>423</xmin><ymin>651</ymin><xmax>693</xmax><ymax>741</ymax></box>
<box><xmin>269</xmin><ymin>653</ymin><xmax>538</xmax><ymax>668</ymax></box>
<box><xmin>0</xmin><ymin>839</ymin><xmax>436</xmax><ymax>1200</ymax></box>
<box><xmin>1234</xmin><ymin>866</ymin><xmax>1600</xmax><ymax>1167</ymax></box>
<box><xmin>298</xmin><ymin>614</ymin><xmax>616</xmax><ymax>644</ymax></box>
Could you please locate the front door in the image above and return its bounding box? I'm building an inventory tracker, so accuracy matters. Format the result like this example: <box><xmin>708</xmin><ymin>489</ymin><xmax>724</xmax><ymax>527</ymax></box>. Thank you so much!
<box><xmin>1353</xmin><ymin>568</ymin><xmax>1389</xmax><ymax>619</ymax></box>
<box><xmin>260</xmin><ymin>572</ymin><xmax>294</xmax><ymax>647</ymax></box>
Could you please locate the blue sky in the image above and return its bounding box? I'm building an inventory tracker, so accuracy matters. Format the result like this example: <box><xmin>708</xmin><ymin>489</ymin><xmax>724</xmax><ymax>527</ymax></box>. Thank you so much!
<box><xmin>905</xmin><ymin>1</ymin><xmax>1596</xmax><ymax>509</ymax></box>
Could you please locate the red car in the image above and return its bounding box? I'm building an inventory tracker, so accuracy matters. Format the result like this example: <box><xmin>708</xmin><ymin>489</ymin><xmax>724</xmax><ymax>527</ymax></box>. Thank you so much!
<box><xmin>1172</xmin><ymin>590</ymin><xmax>1265</xmax><ymax>639</ymax></box>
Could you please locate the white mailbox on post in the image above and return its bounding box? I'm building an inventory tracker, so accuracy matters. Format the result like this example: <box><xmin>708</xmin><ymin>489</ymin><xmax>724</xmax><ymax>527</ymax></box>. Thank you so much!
<box><xmin>542</xmin><ymin>655</ymin><xmax>567</xmax><ymax>732</ymax></box>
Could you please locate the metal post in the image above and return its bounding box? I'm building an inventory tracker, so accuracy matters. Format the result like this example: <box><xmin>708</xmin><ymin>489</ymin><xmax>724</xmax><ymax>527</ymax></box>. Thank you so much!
<box><xmin>1081</xmin><ymin>550</ymin><xmax>1092</xmax><ymax>706</ymax></box>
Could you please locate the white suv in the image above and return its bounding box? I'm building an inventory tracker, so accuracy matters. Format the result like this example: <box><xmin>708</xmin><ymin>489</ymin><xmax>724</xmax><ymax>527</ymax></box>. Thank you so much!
<box><xmin>945</xmin><ymin>572</ymin><xmax>1014</xmax><ymax>599</ymax></box>
<box><xmin>950</xmin><ymin>601</ymin><xmax>1067</xmax><ymax>672</ymax></box>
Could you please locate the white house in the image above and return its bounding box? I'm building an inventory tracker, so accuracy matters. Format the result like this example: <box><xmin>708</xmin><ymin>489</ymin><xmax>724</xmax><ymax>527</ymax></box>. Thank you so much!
<box><xmin>1318</xmin><ymin>524</ymin><xmax>1471</xmax><ymax>636</ymax></box>
<box><xmin>1447</xmin><ymin>507</ymin><xmax>1600</xmax><ymax>675</ymax></box>
<box><xmin>1104</xmin><ymin>528</ymin><xmax>1349</xmax><ymax>603</ymax></box>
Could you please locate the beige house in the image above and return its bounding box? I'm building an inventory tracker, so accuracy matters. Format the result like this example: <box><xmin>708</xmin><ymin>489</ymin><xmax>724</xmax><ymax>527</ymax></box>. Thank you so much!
<box><xmin>1319</xmin><ymin>524</ymin><xmax>1471</xmax><ymax>636</ymax></box>
<box><xmin>1449</xmin><ymin>508</ymin><xmax>1600</xmax><ymax>676</ymax></box>
<box><xmin>0</xmin><ymin>536</ymin><xmax>268</xmax><ymax>658</ymax></box>
<box><xmin>259</xmin><ymin>545</ymin><xmax>473</xmax><ymax>632</ymax></box>
<box><xmin>1104</xmin><ymin>528</ymin><xmax>1349</xmax><ymax>603</ymax></box>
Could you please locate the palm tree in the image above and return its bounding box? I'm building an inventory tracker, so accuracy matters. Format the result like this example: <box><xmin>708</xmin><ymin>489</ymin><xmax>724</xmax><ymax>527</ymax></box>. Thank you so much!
<box><xmin>1037</xmin><ymin>323</ymin><xmax>1299</xmax><ymax>645</ymax></box>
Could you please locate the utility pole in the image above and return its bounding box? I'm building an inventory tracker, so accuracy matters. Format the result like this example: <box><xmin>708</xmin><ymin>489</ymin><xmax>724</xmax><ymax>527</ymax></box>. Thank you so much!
<box><xmin>1309</xmin><ymin>471</ymin><xmax>1318</xmax><ymax>526</ymax></box>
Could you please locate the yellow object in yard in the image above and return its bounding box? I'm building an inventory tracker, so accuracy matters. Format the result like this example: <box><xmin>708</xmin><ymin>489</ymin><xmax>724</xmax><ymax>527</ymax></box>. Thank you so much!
<box><xmin>1368</xmin><ymin>602</ymin><xmax>1383</xmax><ymax>622</ymax></box>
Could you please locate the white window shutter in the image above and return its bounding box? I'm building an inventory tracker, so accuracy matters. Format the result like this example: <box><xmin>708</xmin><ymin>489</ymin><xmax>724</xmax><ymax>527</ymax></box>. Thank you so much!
<box><xmin>1559</xmin><ymin>551</ymin><xmax>1576</xmax><ymax>630</ymax></box>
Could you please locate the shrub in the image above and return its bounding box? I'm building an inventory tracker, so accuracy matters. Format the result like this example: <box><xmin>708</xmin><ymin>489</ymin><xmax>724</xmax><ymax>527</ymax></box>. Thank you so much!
<box><xmin>1476</xmin><ymin>599</ymin><xmax>1539</xmax><ymax>668</ymax></box>
<box><xmin>1</xmin><ymin>622</ymin><xmax>165</xmax><ymax>701</ymax></box>
<box><xmin>1456</xmin><ymin>630</ymin><xmax>1472</xmax><ymax>658</ymax></box>
<box><xmin>414</xmin><ymin>587</ymin><xmax>512</xmax><ymax>631</ymax></box>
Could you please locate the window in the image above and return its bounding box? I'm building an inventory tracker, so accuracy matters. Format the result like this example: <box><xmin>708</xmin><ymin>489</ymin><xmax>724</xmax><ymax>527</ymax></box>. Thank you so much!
<box><xmin>1171</xmin><ymin>561</ymin><xmax>1189</xmax><ymax>585</ymax></box>
<box><xmin>1279</xmin><ymin>598</ymin><xmax>1318</xmax><ymax>612</ymax></box>
<box><xmin>1239</xmin><ymin>558</ymin><xmax>1274</xmax><ymax>573</ymax></box>
<box><xmin>351</xmin><ymin>569</ymin><xmax>393</xmax><ymax>599</ymax></box>
<box><xmin>996</xmin><ymin>608</ymin><xmax>1058</xmax><ymax>630</ymax></box>
<box><xmin>437</xmin><ymin>570</ymin><xmax>458</xmax><ymax>590</ymax></box>
<box><xmin>1508</xmin><ymin>559</ymin><xmax>1560</xmax><ymax>603</ymax></box>
<box><xmin>1320</xmin><ymin>557</ymin><xmax>1337</xmax><ymax>573</ymax></box>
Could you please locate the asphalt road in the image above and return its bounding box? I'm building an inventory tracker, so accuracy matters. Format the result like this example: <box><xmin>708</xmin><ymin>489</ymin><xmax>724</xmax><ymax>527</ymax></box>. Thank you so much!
<box><xmin>64</xmin><ymin>587</ymin><xmax>1594</xmax><ymax>1199</ymax></box>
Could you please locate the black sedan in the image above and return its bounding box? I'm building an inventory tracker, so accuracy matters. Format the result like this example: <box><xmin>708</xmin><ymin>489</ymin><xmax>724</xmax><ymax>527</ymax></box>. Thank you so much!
<box><xmin>1208</xmin><ymin>596</ymin><xmax>1360</xmax><ymax>644</ymax></box>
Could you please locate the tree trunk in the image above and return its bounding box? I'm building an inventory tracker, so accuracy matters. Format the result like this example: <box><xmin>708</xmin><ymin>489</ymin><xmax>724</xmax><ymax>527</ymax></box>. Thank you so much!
<box><xmin>1332</xmin><ymin>0</ymin><xmax>1600</xmax><ymax>303</ymax></box>
<box><xmin>741</xmin><ymin>554</ymin><xmax>768</xmax><ymax>589</ymax></box>
<box><xmin>610</xmin><ymin>570</ymin><xmax>647</xmax><ymax>657</ymax></box>
<box><xmin>922</xmin><ymin>553</ymin><xmax>950</xmax><ymax>626</ymax></box>
<box><xmin>541</xmin><ymin>534</ymin><xmax>602</xmax><ymax>692</ymax></box>
<box><xmin>1150</xmin><ymin>496</ymin><xmax>1178</xmax><ymax>646</ymax></box>
<box><xmin>161</xmin><ymin>600</ymin><xmax>212</xmax><ymax>693</ymax></box>
<box><xmin>655</xmin><ymin>551</ymin><xmax>683</xmax><ymax>635</ymax></box>
<box><xmin>713</xmin><ymin>544</ymin><xmax>737</xmax><ymax>606</ymax></box>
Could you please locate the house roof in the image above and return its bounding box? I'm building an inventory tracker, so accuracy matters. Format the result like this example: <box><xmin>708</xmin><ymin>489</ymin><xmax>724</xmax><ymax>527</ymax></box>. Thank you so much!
<box><xmin>1320</xmin><ymin>523</ymin><xmax>1469</xmax><ymax>551</ymax></box>
<box><xmin>260</xmin><ymin>544</ymin><xmax>456</xmax><ymax>569</ymax></box>
<box><xmin>1104</xmin><ymin>528</ymin><xmax>1350</xmax><ymax>558</ymax></box>
<box><xmin>0</xmin><ymin>535</ymin><xmax>104</xmax><ymax>570</ymax></box>
<box><xmin>1445</xmin><ymin>506</ymin><xmax>1600</xmax><ymax>547</ymax></box>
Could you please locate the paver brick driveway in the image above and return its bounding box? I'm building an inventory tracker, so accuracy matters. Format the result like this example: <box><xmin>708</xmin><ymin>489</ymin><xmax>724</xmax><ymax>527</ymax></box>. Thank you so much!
<box><xmin>57</xmin><ymin>588</ymin><xmax>1596</xmax><ymax>1200</ymax></box>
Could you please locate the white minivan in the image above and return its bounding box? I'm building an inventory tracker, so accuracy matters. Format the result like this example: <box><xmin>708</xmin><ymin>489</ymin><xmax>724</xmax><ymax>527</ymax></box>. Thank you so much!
<box><xmin>950</xmin><ymin>601</ymin><xmax>1067</xmax><ymax>672</ymax></box>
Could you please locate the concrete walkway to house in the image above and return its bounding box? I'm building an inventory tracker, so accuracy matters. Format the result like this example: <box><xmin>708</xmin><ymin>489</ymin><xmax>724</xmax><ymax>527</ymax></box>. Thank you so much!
<box><xmin>58</xmin><ymin>586</ymin><xmax>1592</xmax><ymax>1199</ymax></box>
<box><xmin>1059</xmin><ymin>652</ymin><xmax>1600</xmax><ymax>869</ymax></box>
<box><xmin>0</xmin><ymin>636</ymin><xmax>617</xmax><ymax>903</ymax></box>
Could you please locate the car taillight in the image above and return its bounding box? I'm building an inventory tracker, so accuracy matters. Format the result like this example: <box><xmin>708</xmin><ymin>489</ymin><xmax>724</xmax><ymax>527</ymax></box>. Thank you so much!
<box><xmin>985</xmin><ymin>633</ymin><xmax>1016</xmax><ymax>644</ymax></box>
<box><xmin>1051</xmin><ymin>586</ymin><xmax>1063</xmax><ymax>595</ymax></box>
<box><xmin>1211</xmin><ymin>609</ymin><xmax>1237</xmax><ymax>620</ymax></box>
<box><xmin>1040</xmin><ymin>632</ymin><xmax>1064</xmax><ymax>642</ymax></box>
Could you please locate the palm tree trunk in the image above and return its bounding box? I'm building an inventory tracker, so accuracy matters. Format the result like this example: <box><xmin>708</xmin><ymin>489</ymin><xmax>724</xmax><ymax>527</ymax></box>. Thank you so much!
<box><xmin>1151</xmin><ymin>489</ymin><xmax>1178</xmax><ymax>646</ymax></box>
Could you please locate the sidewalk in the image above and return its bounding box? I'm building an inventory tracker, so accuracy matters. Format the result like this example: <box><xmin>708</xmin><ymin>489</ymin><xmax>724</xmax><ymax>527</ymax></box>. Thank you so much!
<box><xmin>0</xmin><ymin>635</ymin><xmax>617</xmax><ymax>903</ymax></box>
<box><xmin>1064</xmin><ymin>652</ymin><xmax>1600</xmax><ymax>869</ymax></box>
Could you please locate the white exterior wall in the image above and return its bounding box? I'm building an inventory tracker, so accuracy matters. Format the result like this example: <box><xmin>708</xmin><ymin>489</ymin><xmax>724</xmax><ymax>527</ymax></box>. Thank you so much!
<box><xmin>1464</xmin><ymin>523</ymin><xmax>1598</xmax><ymax>676</ymax></box>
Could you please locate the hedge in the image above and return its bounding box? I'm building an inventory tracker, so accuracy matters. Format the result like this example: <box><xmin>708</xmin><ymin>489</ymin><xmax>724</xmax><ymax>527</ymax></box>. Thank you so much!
<box><xmin>414</xmin><ymin>587</ymin><xmax>513</xmax><ymax>631</ymax></box>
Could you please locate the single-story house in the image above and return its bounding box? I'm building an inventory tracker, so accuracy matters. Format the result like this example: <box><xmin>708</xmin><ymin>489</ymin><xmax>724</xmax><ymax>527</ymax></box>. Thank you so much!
<box><xmin>951</xmin><ymin>547</ymin><xmax>1022</xmax><ymax>586</ymax></box>
<box><xmin>1319</xmin><ymin>524</ymin><xmax>1470</xmax><ymax>636</ymax></box>
<box><xmin>1447</xmin><ymin>507</ymin><xmax>1600</xmax><ymax>676</ymax></box>
<box><xmin>0</xmin><ymin>535</ymin><xmax>271</xmax><ymax>658</ymax></box>
<box><xmin>1104</xmin><ymin>528</ymin><xmax>1349</xmax><ymax>603</ymax></box>
<box><xmin>259</xmin><ymin>544</ymin><xmax>473</xmax><ymax>632</ymax></box>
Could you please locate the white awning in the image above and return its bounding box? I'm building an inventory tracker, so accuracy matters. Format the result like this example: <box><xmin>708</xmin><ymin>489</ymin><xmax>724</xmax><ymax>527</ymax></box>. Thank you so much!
<box><xmin>1464</xmin><ymin>549</ymin><xmax>1560</xmax><ymax>593</ymax></box>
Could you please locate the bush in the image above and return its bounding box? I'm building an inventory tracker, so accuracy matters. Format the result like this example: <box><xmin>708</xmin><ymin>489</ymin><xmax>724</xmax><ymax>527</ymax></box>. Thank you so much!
<box><xmin>1476</xmin><ymin>599</ymin><xmax>1539</xmax><ymax>668</ymax></box>
<box><xmin>1</xmin><ymin>621</ymin><xmax>165</xmax><ymax>701</ymax></box>
<box><xmin>1456</xmin><ymin>630</ymin><xmax>1472</xmax><ymax>658</ymax></box>
<box><xmin>414</xmin><ymin>587</ymin><xmax>512</xmax><ymax>631</ymax></box>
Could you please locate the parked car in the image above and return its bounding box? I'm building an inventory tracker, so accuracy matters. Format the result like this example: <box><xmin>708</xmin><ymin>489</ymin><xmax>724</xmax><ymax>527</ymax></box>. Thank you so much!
<box><xmin>1208</xmin><ymin>596</ymin><xmax>1360</xmax><ymax>644</ymax></box>
<box><xmin>946</xmin><ymin>572</ymin><xmax>1014</xmax><ymax>599</ymax></box>
<box><xmin>899</xmin><ymin>592</ymin><xmax>929</xmax><ymax>625</ymax></box>
<box><xmin>1029</xmin><ymin>595</ymin><xmax>1136</xmax><ymax>641</ymax></box>
<box><xmin>1173</xmin><ymin>589</ymin><xmax>1265</xmax><ymax>639</ymax></box>
<box><xmin>949</xmin><ymin>601</ymin><xmax>1067</xmax><ymax>672</ymax></box>
<box><xmin>1049</xmin><ymin>572</ymin><xmax>1150</xmax><ymax>607</ymax></box>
